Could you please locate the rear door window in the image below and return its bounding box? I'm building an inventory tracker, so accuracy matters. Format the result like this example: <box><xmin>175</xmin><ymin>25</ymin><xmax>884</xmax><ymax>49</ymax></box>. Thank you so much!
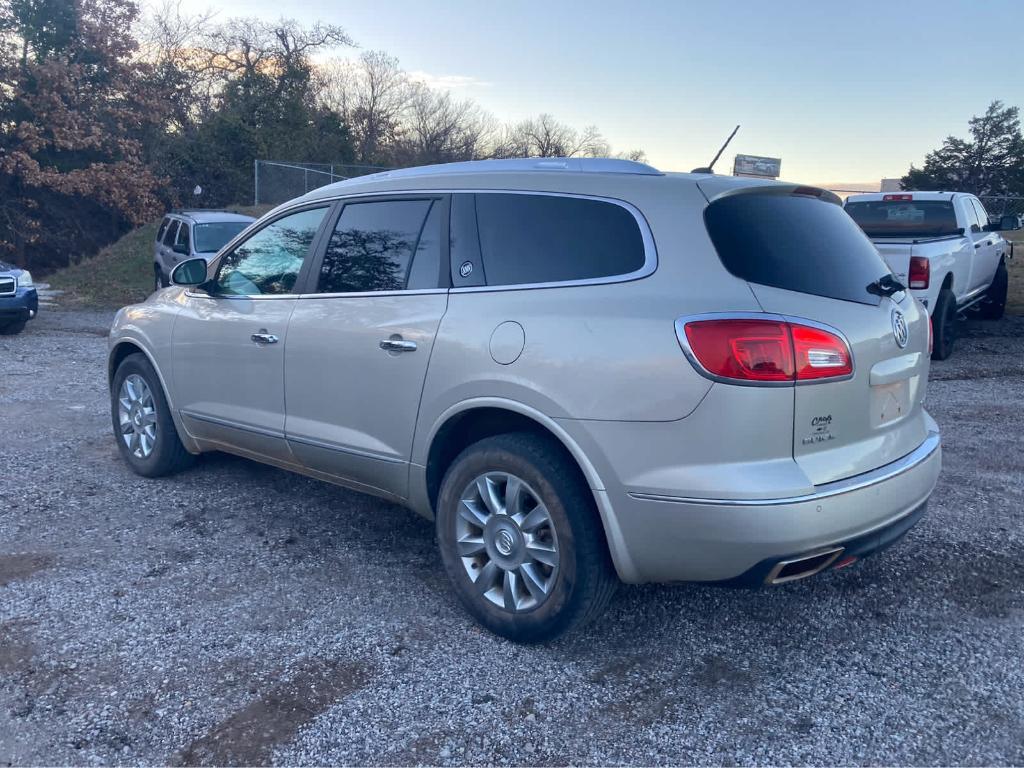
<box><xmin>317</xmin><ymin>199</ymin><xmax>440</xmax><ymax>293</ymax></box>
<box><xmin>461</xmin><ymin>193</ymin><xmax>646</xmax><ymax>287</ymax></box>
<box><xmin>156</xmin><ymin>217</ymin><xmax>171</xmax><ymax>243</ymax></box>
<box><xmin>706</xmin><ymin>192</ymin><xmax>891</xmax><ymax>306</ymax></box>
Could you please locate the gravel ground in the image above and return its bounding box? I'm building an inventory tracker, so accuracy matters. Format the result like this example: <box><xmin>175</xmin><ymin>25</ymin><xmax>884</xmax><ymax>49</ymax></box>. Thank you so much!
<box><xmin>1</xmin><ymin>308</ymin><xmax>1023</xmax><ymax>766</ymax></box>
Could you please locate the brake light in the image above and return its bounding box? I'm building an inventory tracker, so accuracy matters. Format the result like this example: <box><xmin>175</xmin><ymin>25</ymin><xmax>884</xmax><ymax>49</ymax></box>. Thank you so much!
<box><xmin>909</xmin><ymin>257</ymin><xmax>929</xmax><ymax>289</ymax></box>
<box><xmin>883</xmin><ymin>194</ymin><xmax>913</xmax><ymax>201</ymax></box>
<box><xmin>681</xmin><ymin>318</ymin><xmax>852</xmax><ymax>384</ymax></box>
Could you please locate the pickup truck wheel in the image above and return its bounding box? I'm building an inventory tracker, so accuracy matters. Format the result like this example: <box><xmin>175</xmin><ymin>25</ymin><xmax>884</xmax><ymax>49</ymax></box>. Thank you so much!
<box><xmin>111</xmin><ymin>353</ymin><xmax>195</xmax><ymax>478</ymax></box>
<box><xmin>0</xmin><ymin>320</ymin><xmax>27</xmax><ymax>335</ymax></box>
<box><xmin>978</xmin><ymin>261</ymin><xmax>1008</xmax><ymax>320</ymax></box>
<box><xmin>436</xmin><ymin>433</ymin><xmax>618</xmax><ymax>643</ymax></box>
<box><xmin>931</xmin><ymin>287</ymin><xmax>957</xmax><ymax>361</ymax></box>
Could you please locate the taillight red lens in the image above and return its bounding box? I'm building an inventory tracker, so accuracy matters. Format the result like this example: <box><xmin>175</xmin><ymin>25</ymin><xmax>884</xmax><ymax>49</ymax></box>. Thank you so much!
<box><xmin>909</xmin><ymin>257</ymin><xmax>929</xmax><ymax>289</ymax></box>
<box><xmin>682</xmin><ymin>318</ymin><xmax>852</xmax><ymax>384</ymax></box>
<box><xmin>684</xmin><ymin>320</ymin><xmax>793</xmax><ymax>381</ymax></box>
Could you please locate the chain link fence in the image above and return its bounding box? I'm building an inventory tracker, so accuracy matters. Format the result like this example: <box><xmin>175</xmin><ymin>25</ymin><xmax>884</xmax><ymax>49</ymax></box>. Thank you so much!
<box><xmin>253</xmin><ymin>161</ymin><xmax>393</xmax><ymax>207</ymax></box>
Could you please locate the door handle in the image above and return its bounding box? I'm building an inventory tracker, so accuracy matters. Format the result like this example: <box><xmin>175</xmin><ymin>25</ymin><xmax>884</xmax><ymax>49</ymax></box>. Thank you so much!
<box><xmin>379</xmin><ymin>337</ymin><xmax>417</xmax><ymax>353</ymax></box>
<box><xmin>251</xmin><ymin>332</ymin><xmax>279</xmax><ymax>345</ymax></box>
<box><xmin>975</xmin><ymin>243</ymin><xmax>982</xmax><ymax>249</ymax></box>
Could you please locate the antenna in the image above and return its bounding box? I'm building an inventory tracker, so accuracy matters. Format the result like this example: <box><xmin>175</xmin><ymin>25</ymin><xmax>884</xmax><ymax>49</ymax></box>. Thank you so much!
<box><xmin>691</xmin><ymin>124</ymin><xmax>740</xmax><ymax>174</ymax></box>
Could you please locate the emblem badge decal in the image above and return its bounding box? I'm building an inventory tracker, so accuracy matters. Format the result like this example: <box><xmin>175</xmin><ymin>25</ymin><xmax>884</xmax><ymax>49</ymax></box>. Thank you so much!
<box><xmin>891</xmin><ymin>309</ymin><xmax>909</xmax><ymax>349</ymax></box>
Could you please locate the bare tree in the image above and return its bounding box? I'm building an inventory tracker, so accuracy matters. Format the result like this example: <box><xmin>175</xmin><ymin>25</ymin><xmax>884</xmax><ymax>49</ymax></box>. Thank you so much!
<box><xmin>397</xmin><ymin>84</ymin><xmax>496</xmax><ymax>165</ymax></box>
<box><xmin>491</xmin><ymin>113</ymin><xmax>610</xmax><ymax>158</ymax></box>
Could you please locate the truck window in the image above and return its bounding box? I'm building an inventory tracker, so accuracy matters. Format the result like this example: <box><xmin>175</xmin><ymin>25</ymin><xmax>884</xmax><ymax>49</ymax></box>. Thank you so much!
<box><xmin>845</xmin><ymin>200</ymin><xmax>960</xmax><ymax>238</ymax></box>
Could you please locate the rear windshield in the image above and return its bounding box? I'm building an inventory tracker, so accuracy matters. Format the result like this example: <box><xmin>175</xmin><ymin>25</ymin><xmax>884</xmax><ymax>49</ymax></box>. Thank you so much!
<box><xmin>194</xmin><ymin>221</ymin><xmax>250</xmax><ymax>253</ymax></box>
<box><xmin>844</xmin><ymin>199</ymin><xmax>959</xmax><ymax>238</ymax></box>
<box><xmin>705</xmin><ymin>192</ymin><xmax>891</xmax><ymax>306</ymax></box>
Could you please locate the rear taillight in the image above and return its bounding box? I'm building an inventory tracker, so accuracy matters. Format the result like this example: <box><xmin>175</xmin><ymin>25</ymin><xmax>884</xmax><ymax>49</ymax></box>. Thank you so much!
<box><xmin>680</xmin><ymin>317</ymin><xmax>853</xmax><ymax>384</ymax></box>
<box><xmin>791</xmin><ymin>324</ymin><xmax>853</xmax><ymax>380</ymax></box>
<box><xmin>909</xmin><ymin>257</ymin><xmax>929</xmax><ymax>289</ymax></box>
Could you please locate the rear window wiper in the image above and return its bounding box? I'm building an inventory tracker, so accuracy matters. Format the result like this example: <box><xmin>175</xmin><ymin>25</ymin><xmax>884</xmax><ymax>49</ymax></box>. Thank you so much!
<box><xmin>866</xmin><ymin>274</ymin><xmax>906</xmax><ymax>298</ymax></box>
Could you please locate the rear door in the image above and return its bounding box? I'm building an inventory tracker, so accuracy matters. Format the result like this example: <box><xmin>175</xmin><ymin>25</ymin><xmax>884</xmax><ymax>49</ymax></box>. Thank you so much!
<box><xmin>702</xmin><ymin>185</ymin><xmax>932</xmax><ymax>486</ymax></box>
<box><xmin>284</xmin><ymin>195</ymin><xmax>449</xmax><ymax>499</ymax></box>
<box><xmin>965</xmin><ymin>196</ymin><xmax>1001</xmax><ymax>292</ymax></box>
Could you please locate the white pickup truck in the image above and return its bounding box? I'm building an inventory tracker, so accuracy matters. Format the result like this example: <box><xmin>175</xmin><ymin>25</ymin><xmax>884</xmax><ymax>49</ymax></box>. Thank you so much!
<box><xmin>845</xmin><ymin>192</ymin><xmax>1012</xmax><ymax>359</ymax></box>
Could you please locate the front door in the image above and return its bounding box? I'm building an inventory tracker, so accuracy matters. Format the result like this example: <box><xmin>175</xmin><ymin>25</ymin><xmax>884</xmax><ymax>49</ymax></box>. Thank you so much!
<box><xmin>171</xmin><ymin>205</ymin><xmax>332</xmax><ymax>462</ymax></box>
<box><xmin>285</xmin><ymin>196</ymin><xmax>449</xmax><ymax>499</ymax></box>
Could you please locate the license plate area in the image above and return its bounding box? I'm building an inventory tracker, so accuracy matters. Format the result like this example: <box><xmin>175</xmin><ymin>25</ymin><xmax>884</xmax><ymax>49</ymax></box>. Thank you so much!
<box><xmin>871</xmin><ymin>379</ymin><xmax>911</xmax><ymax>427</ymax></box>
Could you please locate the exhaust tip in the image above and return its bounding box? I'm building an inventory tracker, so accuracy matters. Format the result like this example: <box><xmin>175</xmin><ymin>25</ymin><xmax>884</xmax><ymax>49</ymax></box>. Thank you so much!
<box><xmin>766</xmin><ymin>547</ymin><xmax>844</xmax><ymax>585</ymax></box>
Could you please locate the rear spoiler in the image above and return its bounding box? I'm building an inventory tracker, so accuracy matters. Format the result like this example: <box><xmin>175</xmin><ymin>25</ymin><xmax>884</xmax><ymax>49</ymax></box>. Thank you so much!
<box><xmin>696</xmin><ymin>181</ymin><xmax>842</xmax><ymax>206</ymax></box>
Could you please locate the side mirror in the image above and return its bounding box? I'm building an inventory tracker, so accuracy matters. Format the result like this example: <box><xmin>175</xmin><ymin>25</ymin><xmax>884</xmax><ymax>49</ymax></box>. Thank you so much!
<box><xmin>172</xmin><ymin>242</ymin><xmax>190</xmax><ymax>255</ymax></box>
<box><xmin>171</xmin><ymin>257</ymin><xmax>208</xmax><ymax>286</ymax></box>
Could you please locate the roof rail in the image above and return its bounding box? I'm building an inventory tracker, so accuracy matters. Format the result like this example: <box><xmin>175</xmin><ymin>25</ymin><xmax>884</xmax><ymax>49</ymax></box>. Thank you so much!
<box><xmin>346</xmin><ymin>157</ymin><xmax>663</xmax><ymax>183</ymax></box>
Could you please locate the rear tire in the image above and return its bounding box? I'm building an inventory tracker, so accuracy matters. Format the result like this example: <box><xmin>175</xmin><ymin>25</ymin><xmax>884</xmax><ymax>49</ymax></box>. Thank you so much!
<box><xmin>111</xmin><ymin>353</ymin><xmax>195</xmax><ymax>478</ymax></box>
<box><xmin>978</xmin><ymin>261</ymin><xmax>1008</xmax><ymax>320</ymax></box>
<box><xmin>436</xmin><ymin>433</ymin><xmax>618</xmax><ymax>643</ymax></box>
<box><xmin>0</xmin><ymin>320</ymin><xmax>27</xmax><ymax>335</ymax></box>
<box><xmin>154</xmin><ymin>264</ymin><xmax>167</xmax><ymax>292</ymax></box>
<box><xmin>931</xmin><ymin>287</ymin><xmax>957</xmax><ymax>361</ymax></box>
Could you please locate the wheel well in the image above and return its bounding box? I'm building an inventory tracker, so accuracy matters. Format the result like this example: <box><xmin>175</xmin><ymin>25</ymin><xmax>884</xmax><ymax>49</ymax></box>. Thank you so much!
<box><xmin>941</xmin><ymin>273</ymin><xmax>953</xmax><ymax>291</ymax></box>
<box><xmin>425</xmin><ymin>407</ymin><xmax>592</xmax><ymax>516</ymax></box>
<box><xmin>108</xmin><ymin>341</ymin><xmax>145</xmax><ymax>386</ymax></box>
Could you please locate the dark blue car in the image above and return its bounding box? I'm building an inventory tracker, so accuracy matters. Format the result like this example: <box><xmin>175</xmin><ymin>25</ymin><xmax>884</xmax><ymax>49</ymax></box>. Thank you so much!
<box><xmin>0</xmin><ymin>261</ymin><xmax>38</xmax><ymax>335</ymax></box>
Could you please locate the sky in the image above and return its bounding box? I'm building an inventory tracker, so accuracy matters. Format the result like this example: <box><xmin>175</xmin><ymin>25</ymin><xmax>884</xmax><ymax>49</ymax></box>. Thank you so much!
<box><xmin>167</xmin><ymin>0</ymin><xmax>1024</xmax><ymax>188</ymax></box>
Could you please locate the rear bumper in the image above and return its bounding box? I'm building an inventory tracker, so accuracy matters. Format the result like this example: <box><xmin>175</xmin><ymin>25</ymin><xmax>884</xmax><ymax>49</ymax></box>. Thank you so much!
<box><xmin>0</xmin><ymin>288</ymin><xmax>38</xmax><ymax>321</ymax></box>
<box><xmin>587</xmin><ymin>429</ymin><xmax>941</xmax><ymax>584</ymax></box>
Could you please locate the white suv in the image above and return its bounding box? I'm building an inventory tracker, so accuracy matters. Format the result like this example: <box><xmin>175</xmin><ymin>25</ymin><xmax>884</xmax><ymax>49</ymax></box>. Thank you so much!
<box><xmin>109</xmin><ymin>158</ymin><xmax>941</xmax><ymax>641</ymax></box>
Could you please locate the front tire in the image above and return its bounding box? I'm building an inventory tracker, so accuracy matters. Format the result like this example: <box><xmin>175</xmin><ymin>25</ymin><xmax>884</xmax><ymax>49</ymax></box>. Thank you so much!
<box><xmin>436</xmin><ymin>433</ymin><xmax>617</xmax><ymax>643</ymax></box>
<box><xmin>111</xmin><ymin>353</ymin><xmax>195</xmax><ymax>477</ymax></box>
<box><xmin>0</xmin><ymin>320</ymin><xmax>27</xmax><ymax>335</ymax></box>
<box><xmin>931</xmin><ymin>287</ymin><xmax>957</xmax><ymax>360</ymax></box>
<box><xmin>978</xmin><ymin>261</ymin><xmax>1008</xmax><ymax>320</ymax></box>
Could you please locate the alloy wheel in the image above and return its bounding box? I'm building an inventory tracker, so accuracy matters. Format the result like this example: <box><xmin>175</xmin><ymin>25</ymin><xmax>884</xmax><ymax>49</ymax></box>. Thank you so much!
<box><xmin>455</xmin><ymin>472</ymin><xmax>560</xmax><ymax>612</ymax></box>
<box><xmin>117</xmin><ymin>374</ymin><xmax>157</xmax><ymax>459</ymax></box>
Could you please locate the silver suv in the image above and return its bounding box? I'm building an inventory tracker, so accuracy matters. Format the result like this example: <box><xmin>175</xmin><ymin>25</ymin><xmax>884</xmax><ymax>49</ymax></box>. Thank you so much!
<box><xmin>109</xmin><ymin>158</ymin><xmax>941</xmax><ymax>641</ymax></box>
<box><xmin>153</xmin><ymin>210</ymin><xmax>255</xmax><ymax>292</ymax></box>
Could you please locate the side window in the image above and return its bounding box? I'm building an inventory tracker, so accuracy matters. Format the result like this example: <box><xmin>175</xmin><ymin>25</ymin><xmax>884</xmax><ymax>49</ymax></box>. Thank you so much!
<box><xmin>213</xmin><ymin>207</ymin><xmax>328</xmax><ymax>296</ymax></box>
<box><xmin>962</xmin><ymin>199</ymin><xmax>982</xmax><ymax>233</ymax></box>
<box><xmin>472</xmin><ymin>193</ymin><xmax>647</xmax><ymax>287</ymax></box>
<box><xmin>156</xmin><ymin>217</ymin><xmax>170</xmax><ymax>243</ymax></box>
<box><xmin>175</xmin><ymin>222</ymin><xmax>191</xmax><ymax>252</ymax></box>
<box><xmin>162</xmin><ymin>220</ymin><xmax>180</xmax><ymax>247</ymax></box>
<box><xmin>317</xmin><ymin>199</ymin><xmax>438</xmax><ymax>293</ymax></box>
<box><xmin>971</xmin><ymin>198</ymin><xmax>990</xmax><ymax>229</ymax></box>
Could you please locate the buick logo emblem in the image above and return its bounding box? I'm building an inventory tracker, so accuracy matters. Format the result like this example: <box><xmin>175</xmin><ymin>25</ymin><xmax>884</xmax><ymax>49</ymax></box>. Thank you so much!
<box><xmin>495</xmin><ymin>529</ymin><xmax>515</xmax><ymax>556</ymax></box>
<box><xmin>891</xmin><ymin>309</ymin><xmax>909</xmax><ymax>349</ymax></box>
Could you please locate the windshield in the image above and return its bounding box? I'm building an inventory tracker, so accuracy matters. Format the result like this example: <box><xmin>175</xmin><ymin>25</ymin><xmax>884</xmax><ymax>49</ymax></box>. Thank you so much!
<box><xmin>844</xmin><ymin>200</ymin><xmax>959</xmax><ymax>238</ymax></box>
<box><xmin>705</xmin><ymin>192</ymin><xmax>892</xmax><ymax>306</ymax></box>
<box><xmin>193</xmin><ymin>221</ymin><xmax>250</xmax><ymax>253</ymax></box>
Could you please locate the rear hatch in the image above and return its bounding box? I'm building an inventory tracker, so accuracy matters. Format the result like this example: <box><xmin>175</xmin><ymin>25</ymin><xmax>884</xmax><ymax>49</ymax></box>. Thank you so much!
<box><xmin>698</xmin><ymin>181</ymin><xmax>932</xmax><ymax>486</ymax></box>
